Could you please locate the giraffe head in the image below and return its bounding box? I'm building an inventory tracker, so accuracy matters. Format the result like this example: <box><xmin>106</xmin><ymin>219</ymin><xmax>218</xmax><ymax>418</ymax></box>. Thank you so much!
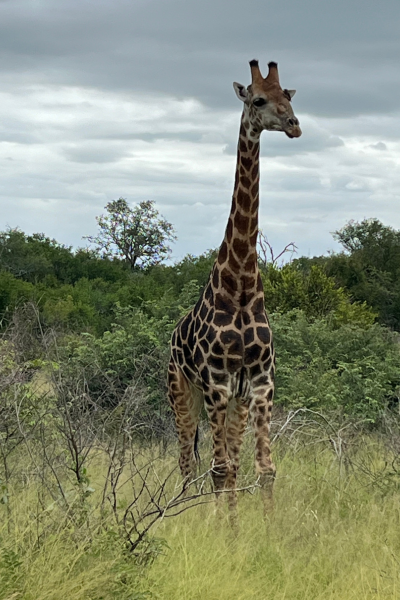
<box><xmin>233</xmin><ymin>60</ymin><xmax>302</xmax><ymax>139</ymax></box>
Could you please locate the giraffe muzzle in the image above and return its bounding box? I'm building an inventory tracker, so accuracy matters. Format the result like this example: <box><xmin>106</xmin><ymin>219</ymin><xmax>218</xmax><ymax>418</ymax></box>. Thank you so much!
<box><xmin>285</xmin><ymin>117</ymin><xmax>302</xmax><ymax>138</ymax></box>
<box><xmin>285</xmin><ymin>126</ymin><xmax>302</xmax><ymax>138</ymax></box>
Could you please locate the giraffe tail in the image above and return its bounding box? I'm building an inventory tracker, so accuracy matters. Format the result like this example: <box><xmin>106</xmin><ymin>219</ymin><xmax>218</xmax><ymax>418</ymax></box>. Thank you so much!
<box><xmin>194</xmin><ymin>426</ymin><xmax>200</xmax><ymax>464</ymax></box>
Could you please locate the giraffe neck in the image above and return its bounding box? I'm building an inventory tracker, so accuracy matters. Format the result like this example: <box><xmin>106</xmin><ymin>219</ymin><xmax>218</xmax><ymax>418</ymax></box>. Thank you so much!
<box><xmin>214</xmin><ymin>114</ymin><xmax>261</xmax><ymax>305</ymax></box>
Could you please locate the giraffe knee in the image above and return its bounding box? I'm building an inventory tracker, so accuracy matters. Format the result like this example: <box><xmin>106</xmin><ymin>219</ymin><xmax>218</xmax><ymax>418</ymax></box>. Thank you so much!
<box><xmin>211</xmin><ymin>461</ymin><xmax>230</xmax><ymax>490</ymax></box>
<box><xmin>257</xmin><ymin>464</ymin><xmax>276</xmax><ymax>487</ymax></box>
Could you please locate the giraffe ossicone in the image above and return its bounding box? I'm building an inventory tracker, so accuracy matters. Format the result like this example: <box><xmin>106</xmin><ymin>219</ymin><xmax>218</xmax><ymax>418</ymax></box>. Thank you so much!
<box><xmin>168</xmin><ymin>59</ymin><xmax>301</xmax><ymax>518</ymax></box>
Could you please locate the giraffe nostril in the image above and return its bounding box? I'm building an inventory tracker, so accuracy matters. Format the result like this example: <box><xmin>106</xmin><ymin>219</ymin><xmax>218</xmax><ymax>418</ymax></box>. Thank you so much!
<box><xmin>288</xmin><ymin>119</ymin><xmax>294</xmax><ymax>126</ymax></box>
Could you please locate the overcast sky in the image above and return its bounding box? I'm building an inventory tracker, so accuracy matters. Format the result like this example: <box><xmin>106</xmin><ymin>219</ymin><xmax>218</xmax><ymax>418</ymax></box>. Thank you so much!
<box><xmin>1</xmin><ymin>0</ymin><xmax>399</xmax><ymax>262</ymax></box>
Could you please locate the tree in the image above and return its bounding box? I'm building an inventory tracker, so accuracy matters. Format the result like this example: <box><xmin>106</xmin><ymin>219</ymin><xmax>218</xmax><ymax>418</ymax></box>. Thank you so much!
<box><xmin>330</xmin><ymin>219</ymin><xmax>400</xmax><ymax>330</ymax></box>
<box><xmin>333</xmin><ymin>218</ymin><xmax>400</xmax><ymax>260</ymax></box>
<box><xmin>85</xmin><ymin>199</ymin><xmax>177</xmax><ymax>270</ymax></box>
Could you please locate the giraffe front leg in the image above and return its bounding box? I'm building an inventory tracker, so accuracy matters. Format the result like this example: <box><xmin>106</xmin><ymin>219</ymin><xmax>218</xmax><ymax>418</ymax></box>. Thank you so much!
<box><xmin>249</xmin><ymin>386</ymin><xmax>276</xmax><ymax>515</ymax></box>
<box><xmin>167</xmin><ymin>360</ymin><xmax>202</xmax><ymax>490</ymax></box>
<box><xmin>225</xmin><ymin>397</ymin><xmax>249</xmax><ymax>525</ymax></box>
<box><xmin>204</xmin><ymin>389</ymin><xmax>231</xmax><ymax>514</ymax></box>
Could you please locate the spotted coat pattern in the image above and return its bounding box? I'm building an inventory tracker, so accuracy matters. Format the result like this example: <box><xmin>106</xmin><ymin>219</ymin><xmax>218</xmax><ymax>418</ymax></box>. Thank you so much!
<box><xmin>167</xmin><ymin>60</ymin><xmax>301</xmax><ymax>516</ymax></box>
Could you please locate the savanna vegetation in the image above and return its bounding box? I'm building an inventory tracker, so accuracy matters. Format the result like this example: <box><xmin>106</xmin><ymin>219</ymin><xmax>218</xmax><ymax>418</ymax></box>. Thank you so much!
<box><xmin>1</xmin><ymin>204</ymin><xmax>400</xmax><ymax>599</ymax></box>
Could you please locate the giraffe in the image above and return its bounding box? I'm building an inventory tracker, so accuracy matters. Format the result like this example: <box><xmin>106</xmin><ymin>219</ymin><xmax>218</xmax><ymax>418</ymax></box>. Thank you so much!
<box><xmin>167</xmin><ymin>59</ymin><xmax>301</xmax><ymax>517</ymax></box>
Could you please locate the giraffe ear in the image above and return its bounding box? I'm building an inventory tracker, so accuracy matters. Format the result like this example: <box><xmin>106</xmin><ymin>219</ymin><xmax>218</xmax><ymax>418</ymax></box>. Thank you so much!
<box><xmin>233</xmin><ymin>82</ymin><xmax>248</xmax><ymax>102</ymax></box>
<box><xmin>284</xmin><ymin>89</ymin><xmax>296</xmax><ymax>100</ymax></box>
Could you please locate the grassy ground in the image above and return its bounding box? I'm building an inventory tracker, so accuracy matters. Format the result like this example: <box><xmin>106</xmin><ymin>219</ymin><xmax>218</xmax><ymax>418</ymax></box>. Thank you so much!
<box><xmin>1</xmin><ymin>433</ymin><xmax>400</xmax><ymax>599</ymax></box>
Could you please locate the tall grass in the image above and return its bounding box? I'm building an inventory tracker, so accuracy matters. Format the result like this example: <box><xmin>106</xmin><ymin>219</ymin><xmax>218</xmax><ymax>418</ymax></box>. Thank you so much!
<box><xmin>145</xmin><ymin>438</ymin><xmax>400</xmax><ymax>600</ymax></box>
<box><xmin>1</xmin><ymin>430</ymin><xmax>400</xmax><ymax>600</ymax></box>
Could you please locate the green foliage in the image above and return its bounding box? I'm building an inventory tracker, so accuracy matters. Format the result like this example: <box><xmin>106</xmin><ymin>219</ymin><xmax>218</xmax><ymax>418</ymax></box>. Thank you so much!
<box><xmin>61</xmin><ymin>280</ymin><xmax>202</xmax><ymax>409</ymax></box>
<box><xmin>272</xmin><ymin>310</ymin><xmax>400</xmax><ymax>421</ymax></box>
<box><xmin>0</xmin><ymin>270</ymin><xmax>35</xmax><ymax>317</ymax></box>
<box><xmin>85</xmin><ymin>198</ymin><xmax>177</xmax><ymax>270</ymax></box>
<box><xmin>262</xmin><ymin>263</ymin><xmax>376</xmax><ymax>327</ymax></box>
<box><xmin>297</xmin><ymin>219</ymin><xmax>400</xmax><ymax>330</ymax></box>
<box><xmin>0</xmin><ymin>548</ymin><xmax>23</xmax><ymax>597</ymax></box>
<box><xmin>1</xmin><ymin>220</ymin><xmax>399</xmax><ymax>423</ymax></box>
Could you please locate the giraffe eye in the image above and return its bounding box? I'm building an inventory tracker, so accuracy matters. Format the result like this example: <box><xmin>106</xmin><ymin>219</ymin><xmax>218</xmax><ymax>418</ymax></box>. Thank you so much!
<box><xmin>253</xmin><ymin>98</ymin><xmax>267</xmax><ymax>108</ymax></box>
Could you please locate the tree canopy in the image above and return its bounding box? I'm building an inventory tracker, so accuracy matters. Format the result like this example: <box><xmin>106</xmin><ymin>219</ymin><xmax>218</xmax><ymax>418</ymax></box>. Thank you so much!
<box><xmin>85</xmin><ymin>199</ymin><xmax>177</xmax><ymax>270</ymax></box>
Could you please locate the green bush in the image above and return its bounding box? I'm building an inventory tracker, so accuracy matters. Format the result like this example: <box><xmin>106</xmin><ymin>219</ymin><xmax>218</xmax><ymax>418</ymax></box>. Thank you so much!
<box><xmin>272</xmin><ymin>310</ymin><xmax>400</xmax><ymax>421</ymax></box>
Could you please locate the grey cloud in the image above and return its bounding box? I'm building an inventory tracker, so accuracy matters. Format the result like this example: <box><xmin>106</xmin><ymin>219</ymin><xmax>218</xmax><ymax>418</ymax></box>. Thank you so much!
<box><xmin>0</xmin><ymin>118</ymin><xmax>40</xmax><ymax>145</ymax></box>
<box><xmin>0</xmin><ymin>0</ymin><xmax>399</xmax><ymax>118</ymax></box>
<box><xmin>62</xmin><ymin>143</ymin><xmax>131</xmax><ymax>164</ymax></box>
<box><xmin>369</xmin><ymin>142</ymin><xmax>387</xmax><ymax>151</ymax></box>
<box><xmin>1</xmin><ymin>0</ymin><xmax>400</xmax><ymax>263</ymax></box>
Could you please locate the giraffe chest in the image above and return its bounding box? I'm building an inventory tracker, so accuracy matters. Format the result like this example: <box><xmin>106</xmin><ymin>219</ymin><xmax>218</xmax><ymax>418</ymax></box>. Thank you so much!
<box><xmin>171</xmin><ymin>303</ymin><xmax>274</xmax><ymax>394</ymax></box>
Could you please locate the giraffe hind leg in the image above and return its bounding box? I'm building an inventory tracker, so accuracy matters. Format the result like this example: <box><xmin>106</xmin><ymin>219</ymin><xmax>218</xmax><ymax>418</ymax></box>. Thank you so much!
<box><xmin>225</xmin><ymin>396</ymin><xmax>249</xmax><ymax>526</ymax></box>
<box><xmin>167</xmin><ymin>359</ymin><xmax>202</xmax><ymax>489</ymax></box>
<box><xmin>249</xmin><ymin>385</ymin><xmax>276</xmax><ymax>515</ymax></box>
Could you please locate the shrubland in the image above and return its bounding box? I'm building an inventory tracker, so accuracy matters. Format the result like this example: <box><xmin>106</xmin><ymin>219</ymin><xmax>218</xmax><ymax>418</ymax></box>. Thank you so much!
<box><xmin>1</xmin><ymin>216</ymin><xmax>400</xmax><ymax>598</ymax></box>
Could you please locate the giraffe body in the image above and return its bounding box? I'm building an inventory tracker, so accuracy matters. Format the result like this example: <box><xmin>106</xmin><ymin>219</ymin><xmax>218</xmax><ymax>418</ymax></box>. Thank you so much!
<box><xmin>168</xmin><ymin>60</ymin><xmax>301</xmax><ymax>516</ymax></box>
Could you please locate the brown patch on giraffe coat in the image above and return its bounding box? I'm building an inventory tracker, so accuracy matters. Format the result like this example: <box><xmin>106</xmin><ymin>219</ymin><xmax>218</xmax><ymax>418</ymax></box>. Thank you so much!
<box><xmin>241</xmin><ymin>176</ymin><xmax>251</xmax><ymax>189</ymax></box>
<box><xmin>240</xmin><ymin>291</ymin><xmax>255</xmax><ymax>307</ymax></box>
<box><xmin>233</xmin><ymin>212</ymin><xmax>249</xmax><ymax>235</ymax></box>
<box><xmin>180</xmin><ymin>315</ymin><xmax>190</xmax><ymax>340</ymax></box>
<box><xmin>250</xmin><ymin>183</ymin><xmax>259</xmax><ymax>197</ymax></box>
<box><xmin>240</xmin><ymin>274</ymin><xmax>256</xmax><ymax>289</ymax></box>
<box><xmin>263</xmin><ymin>356</ymin><xmax>273</xmax><ymax>370</ymax></box>
<box><xmin>234</xmin><ymin>313</ymin><xmax>242</xmax><ymax>329</ymax></box>
<box><xmin>200</xmin><ymin>338</ymin><xmax>209</xmax><ymax>353</ymax></box>
<box><xmin>193</xmin><ymin>346</ymin><xmax>203</xmax><ymax>366</ymax></box>
<box><xmin>237</xmin><ymin>188</ymin><xmax>252</xmax><ymax>212</ymax></box>
<box><xmin>228</xmin><ymin>250</ymin><xmax>241</xmax><ymax>273</ymax></box>
<box><xmin>241</xmin><ymin>157</ymin><xmax>252</xmax><ymax>171</ymax></box>
<box><xmin>255</xmin><ymin>312</ymin><xmax>267</xmax><ymax>324</ymax></box>
<box><xmin>251</xmin><ymin>164</ymin><xmax>258</xmax><ymax>179</ymax></box>
<box><xmin>244</xmin><ymin>327</ymin><xmax>254</xmax><ymax>345</ymax></box>
<box><xmin>206</xmin><ymin>309</ymin><xmax>214</xmax><ymax>323</ymax></box>
<box><xmin>257</xmin><ymin>326</ymin><xmax>271</xmax><ymax>344</ymax></box>
<box><xmin>204</xmin><ymin>284</ymin><xmax>213</xmax><ymax>301</ymax></box>
<box><xmin>211</xmin><ymin>371</ymin><xmax>228</xmax><ymax>385</ymax></box>
<box><xmin>227</xmin><ymin>356</ymin><xmax>242</xmax><ymax>372</ymax></box>
<box><xmin>199</xmin><ymin>303</ymin><xmax>208</xmax><ymax>320</ymax></box>
<box><xmin>261</xmin><ymin>347</ymin><xmax>271</xmax><ymax>362</ymax></box>
<box><xmin>209</xmin><ymin>355</ymin><xmax>224</xmax><ymax>371</ymax></box>
<box><xmin>253</xmin><ymin>375</ymin><xmax>270</xmax><ymax>387</ymax></box>
<box><xmin>245</xmin><ymin>344</ymin><xmax>262</xmax><ymax>363</ymax></box>
<box><xmin>232</xmin><ymin>238</ymin><xmax>249</xmax><ymax>260</ymax></box>
<box><xmin>212</xmin><ymin>268</ymin><xmax>219</xmax><ymax>288</ymax></box>
<box><xmin>244</xmin><ymin>255</ymin><xmax>256</xmax><ymax>272</ymax></box>
<box><xmin>252</xmin><ymin>297</ymin><xmax>265</xmax><ymax>315</ymax></box>
<box><xmin>212</xmin><ymin>339</ymin><xmax>224</xmax><ymax>355</ymax></box>
<box><xmin>250</xmin><ymin>363</ymin><xmax>262</xmax><ymax>377</ymax></box>
<box><xmin>242</xmin><ymin>312</ymin><xmax>251</xmax><ymax>326</ymax></box>
<box><xmin>220</xmin><ymin>330</ymin><xmax>242</xmax><ymax>354</ymax></box>
<box><xmin>226</xmin><ymin>218</ymin><xmax>233</xmax><ymax>243</ymax></box>
<box><xmin>207</xmin><ymin>327</ymin><xmax>217</xmax><ymax>343</ymax></box>
<box><xmin>183</xmin><ymin>365</ymin><xmax>195</xmax><ymax>381</ymax></box>
<box><xmin>215</xmin><ymin>293</ymin><xmax>235</xmax><ymax>314</ymax></box>
<box><xmin>239</xmin><ymin>138</ymin><xmax>247</xmax><ymax>152</ymax></box>
<box><xmin>200</xmin><ymin>366</ymin><xmax>210</xmax><ymax>385</ymax></box>
<box><xmin>198</xmin><ymin>322</ymin><xmax>208</xmax><ymax>338</ymax></box>
<box><xmin>214</xmin><ymin>311</ymin><xmax>234</xmax><ymax>327</ymax></box>
<box><xmin>219</xmin><ymin>241</ymin><xmax>228</xmax><ymax>263</ymax></box>
<box><xmin>220</xmin><ymin>268</ymin><xmax>238</xmax><ymax>293</ymax></box>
